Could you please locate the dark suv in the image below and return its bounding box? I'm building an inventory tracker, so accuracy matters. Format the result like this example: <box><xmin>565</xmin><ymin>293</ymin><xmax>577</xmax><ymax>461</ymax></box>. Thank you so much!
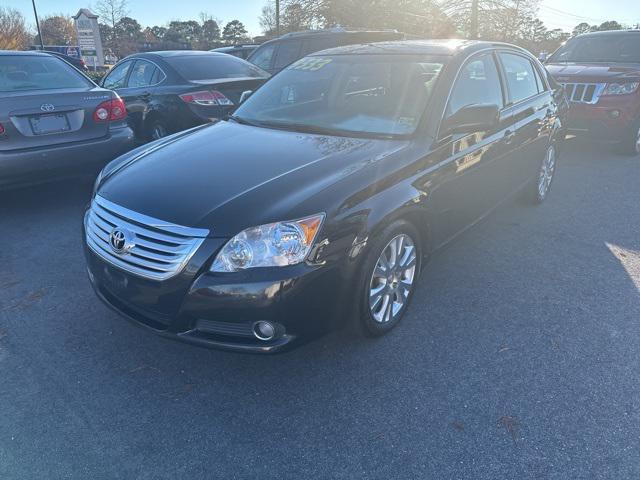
<box><xmin>546</xmin><ymin>30</ymin><xmax>640</xmax><ymax>155</ymax></box>
<box><xmin>247</xmin><ymin>28</ymin><xmax>405</xmax><ymax>75</ymax></box>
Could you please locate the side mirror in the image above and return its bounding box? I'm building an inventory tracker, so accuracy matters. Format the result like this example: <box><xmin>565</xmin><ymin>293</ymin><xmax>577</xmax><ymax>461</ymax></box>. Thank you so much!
<box><xmin>538</xmin><ymin>52</ymin><xmax>549</xmax><ymax>63</ymax></box>
<box><xmin>239</xmin><ymin>90</ymin><xmax>253</xmax><ymax>104</ymax></box>
<box><xmin>443</xmin><ymin>104</ymin><xmax>500</xmax><ymax>136</ymax></box>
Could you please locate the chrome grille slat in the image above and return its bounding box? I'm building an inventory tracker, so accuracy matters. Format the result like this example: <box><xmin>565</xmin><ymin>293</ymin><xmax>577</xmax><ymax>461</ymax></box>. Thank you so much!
<box><xmin>561</xmin><ymin>82</ymin><xmax>605</xmax><ymax>104</ymax></box>
<box><xmin>85</xmin><ymin>195</ymin><xmax>209</xmax><ymax>281</ymax></box>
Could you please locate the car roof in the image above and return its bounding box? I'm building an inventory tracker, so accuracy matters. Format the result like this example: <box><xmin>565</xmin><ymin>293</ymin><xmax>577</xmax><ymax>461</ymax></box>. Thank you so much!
<box><xmin>138</xmin><ymin>50</ymin><xmax>228</xmax><ymax>58</ymax></box>
<box><xmin>277</xmin><ymin>27</ymin><xmax>402</xmax><ymax>40</ymax></box>
<box><xmin>574</xmin><ymin>29</ymin><xmax>640</xmax><ymax>39</ymax></box>
<box><xmin>0</xmin><ymin>50</ymin><xmax>53</xmax><ymax>57</ymax></box>
<box><xmin>307</xmin><ymin>39</ymin><xmax>528</xmax><ymax>57</ymax></box>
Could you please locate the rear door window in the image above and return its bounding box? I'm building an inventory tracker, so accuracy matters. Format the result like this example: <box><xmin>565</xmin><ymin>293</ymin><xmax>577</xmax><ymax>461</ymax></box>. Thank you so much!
<box><xmin>301</xmin><ymin>37</ymin><xmax>338</xmax><ymax>56</ymax></box>
<box><xmin>249</xmin><ymin>43</ymin><xmax>276</xmax><ymax>71</ymax></box>
<box><xmin>273</xmin><ymin>41</ymin><xmax>302</xmax><ymax>70</ymax></box>
<box><xmin>499</xmin><ymin>53</ymin><xmax>540</xmax><ymax>104</ymax></box>
<box><xmin>102</xmin><ymin>60</ymin><xmax>133</xmax><ymax>90</ymax></box>
<box><xmin>127</xmin><ymin>60</ymin><xmax>157</xmax><ymax>88</ymax></box>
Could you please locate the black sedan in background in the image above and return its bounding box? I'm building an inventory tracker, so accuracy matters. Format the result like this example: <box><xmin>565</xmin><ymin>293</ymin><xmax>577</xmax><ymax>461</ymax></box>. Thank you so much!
<box><xmin>84</xmin><ymin>40</ymin><xmax>565</xmax><ymax>353</ymax></box>
<box><xmin>100</xmin><ymin>51</ymin><xmax>270</xmax><ymax>140</ymax></box>
<box><xmin>0</xmin><ymin>50</ymin><xmax>134</xmax><ymax>189</ymax></box>
<box><xmin>44</xmin><ymin>51</ymin><xmax>89</xmax><ymax>72</ymax></box>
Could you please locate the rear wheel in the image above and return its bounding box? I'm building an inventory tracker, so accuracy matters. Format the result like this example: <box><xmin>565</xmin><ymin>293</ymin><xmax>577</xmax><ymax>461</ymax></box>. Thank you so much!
<box><xmin>358</xmin><ymin>220</ymin><xmax>422</xmax><ymax>337</ymax></box>
<box><xmin>147</xmin><ymin>119</ymin><xmax>169</xmax><ymax>141</ymax></box>
<box><xmin>530</xmin><ymin>143</ymin><xmax>557</xmax><ymax>204</ymax></box>
<box><xmin>617</xmin><ymin>120</ymin><xmax>640</xmax><ymax>157</ymax></box>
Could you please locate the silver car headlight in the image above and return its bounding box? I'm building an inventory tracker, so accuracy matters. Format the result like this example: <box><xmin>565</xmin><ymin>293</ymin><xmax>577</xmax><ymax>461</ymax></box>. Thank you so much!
<box><xmin>603</xmin><ymin>82</ymin><xmax>640</xmax><ymax>95</ymax></box>
<box><xmin>210</xmin><ymin>214</ymin><xmax>325</xmax><ymax>272</ymax></box>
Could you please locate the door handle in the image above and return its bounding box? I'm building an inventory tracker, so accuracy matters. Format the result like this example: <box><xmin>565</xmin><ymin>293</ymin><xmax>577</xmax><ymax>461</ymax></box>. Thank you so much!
<box><xmin>137</xmin><ymin>92</ymin><xmax>151</xmax><ymax>100</ymax></box>
<box><xmin>504</xmin><ymin>129</ymin><xmax>515</xmax><ymax>144</ymax></box>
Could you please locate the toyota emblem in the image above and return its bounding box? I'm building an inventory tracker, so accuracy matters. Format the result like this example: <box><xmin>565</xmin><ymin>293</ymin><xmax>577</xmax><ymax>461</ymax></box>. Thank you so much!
<box><xmin>40</xmin><ymin>103</ymin><xmax>55</xmax><ymax>112</ymax></box>
<box><xmin>109</xmin><ymin>228</ymin><xmax>134</xmax><ymax>254</ymax></box>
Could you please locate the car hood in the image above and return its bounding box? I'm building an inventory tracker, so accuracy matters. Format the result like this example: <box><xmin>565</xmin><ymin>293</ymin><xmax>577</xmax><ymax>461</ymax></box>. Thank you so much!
<box><xmin>98</xmin><ymin>121</ymin><xmax>406</xmax><ymax>237</ymax></box>
<box><xmin>546</xmin><ymin>62</ymin><xmax>640</xmax><ymax>82</ymax></box>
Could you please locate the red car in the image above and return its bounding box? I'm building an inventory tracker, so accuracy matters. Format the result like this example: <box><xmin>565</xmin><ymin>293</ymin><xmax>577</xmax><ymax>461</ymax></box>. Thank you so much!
<box><xmin>546</xmin><ymin>30</ymin><xmax>640</xmax><ymax>155</ymax></box>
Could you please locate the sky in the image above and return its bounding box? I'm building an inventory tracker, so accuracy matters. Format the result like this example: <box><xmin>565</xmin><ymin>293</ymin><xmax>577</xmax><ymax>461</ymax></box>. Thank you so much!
<box><xmin>5</xmin><ymin>0</ymin><xmax>640</xmax><ymax>37</ymax></box>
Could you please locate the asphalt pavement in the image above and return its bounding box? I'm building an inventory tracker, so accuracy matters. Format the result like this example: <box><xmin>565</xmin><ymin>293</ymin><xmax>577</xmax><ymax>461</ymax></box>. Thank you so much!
<box><xmin>0</xmin><ymin>138</ymin><xmax>639</xmax><ymax>479</ymax></box>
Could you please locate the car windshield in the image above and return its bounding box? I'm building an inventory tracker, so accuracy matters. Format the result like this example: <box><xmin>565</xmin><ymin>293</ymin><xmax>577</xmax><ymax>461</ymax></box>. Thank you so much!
<box><xmin>233</xmin><ymin>54</ymin><xmax>445</xmax><ymax>137</ymax></box>
<box><xmin>549</xmin><ymin>34</ymin><xmax>640</xmax><ymax>63</ymax></box>
<box><xmin>0</xmin><ymin>55</ymin><xmax>92</xmax><ymax>92</ymax></box>
<box><xmin>166</xmin><ymin>55</ymin><xmax>269</xmax><ymax>81</ymax></box>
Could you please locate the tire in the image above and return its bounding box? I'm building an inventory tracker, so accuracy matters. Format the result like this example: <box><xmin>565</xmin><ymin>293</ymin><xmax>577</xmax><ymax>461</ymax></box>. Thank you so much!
<box><xmin>147</xmin><ymin>118</ymin><xmax>169</xmax><ymax>141</ymax></box>
<box><xmin>616</xmin><ymin>120</ymin><xmax>640</xmax><ymax>157</ymax></box>
<box><xmin>357</xmin><ymin>220</ymin><xmax>422</xmax><ymax>337</ymax></box>
<box><xmin>529</xmin><ymin>143</ymin><xmax>557</xmax><ymax>204</ymax></box>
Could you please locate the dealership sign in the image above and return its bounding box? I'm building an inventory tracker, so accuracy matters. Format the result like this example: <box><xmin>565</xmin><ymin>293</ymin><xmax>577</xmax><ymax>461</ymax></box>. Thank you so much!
<box><xmin>73</xmin><ymin>8</ymin><xmax>105</xmax><ymax>67</ymax></box>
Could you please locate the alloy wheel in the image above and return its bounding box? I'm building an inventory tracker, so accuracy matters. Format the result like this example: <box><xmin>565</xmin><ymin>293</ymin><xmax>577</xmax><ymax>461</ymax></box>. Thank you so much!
<box><xmin>538</xmin><ymin>145</ymin><xmax>556</xmax><ymax>200</ymax></box>
<box><xmin>368</xmin><ymin>234</ymin><xmax>417</xmax><ymax>324</ymax></box>
<box><xmin>152</xmin><ymin>123</ymin><xmax>168</xmax><ymax>140</ymax></box>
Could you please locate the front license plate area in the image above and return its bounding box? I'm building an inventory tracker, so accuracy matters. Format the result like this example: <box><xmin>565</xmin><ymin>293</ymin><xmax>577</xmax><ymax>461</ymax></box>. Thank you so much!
<box><xmin>30</xmin><ymin>114</ymin><xmax>70</xmax><ymax>135</ymax></box>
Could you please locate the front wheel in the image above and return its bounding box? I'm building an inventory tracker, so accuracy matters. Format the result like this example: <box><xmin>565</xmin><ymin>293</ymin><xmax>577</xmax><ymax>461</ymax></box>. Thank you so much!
<box><xmin>147</xmin><ymin>119</ymin><xmax>169</xmax><ymax>141</ymax></box>
<box><xmin>358</xmin><ymin>220</ymin><xmax>422</xmax><ymax>337</ymax></box>
<box><xmin>617</xmin><ymin>121</ymin><xmax>640</xmax><ymax>157</ymax></box>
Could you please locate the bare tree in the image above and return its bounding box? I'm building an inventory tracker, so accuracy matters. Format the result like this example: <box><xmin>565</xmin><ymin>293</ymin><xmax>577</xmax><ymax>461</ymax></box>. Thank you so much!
<box><xmin>93</xmin><ymin>0</ymin><xmax>128</xmax><ymax>51</ymax></box>
<box><xmin>0</xmin><ymin>7</ymin><xmax>31</xmax><ymax>50</ymax></box>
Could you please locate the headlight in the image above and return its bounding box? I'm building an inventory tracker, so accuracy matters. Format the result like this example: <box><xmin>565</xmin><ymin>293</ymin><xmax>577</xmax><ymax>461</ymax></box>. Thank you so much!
<box><xmin>210</xmin><ymin>214</ymin><xmax>325</xmax><ymax>272</ymax></box>
<box><xmin>603</xmin><ymin>82</ymin><xmax>640</xmax><ymax>95</ymax></box>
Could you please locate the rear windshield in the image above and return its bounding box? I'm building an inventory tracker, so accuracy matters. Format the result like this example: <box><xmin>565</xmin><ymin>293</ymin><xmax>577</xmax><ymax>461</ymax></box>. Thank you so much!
<box><xmin>0</xmin><ymin>55</ymin><xmax>91</xmax><ymax>92</ymax></box>
<box><xmin>166</xmin><ymin>55</ymin><xmax>269</xmax><ymax>81</ymax></box>
<box><xmin>549</xmin><ymin>34</ymin><xmax>640</xmax><ymax>63</ymax></box>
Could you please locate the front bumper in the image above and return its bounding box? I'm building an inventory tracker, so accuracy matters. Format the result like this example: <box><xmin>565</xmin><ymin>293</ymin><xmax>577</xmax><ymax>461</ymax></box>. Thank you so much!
<box><xmin>84</xmin><ymin>237</ymin><xmax>349</xmax><ymax>354</ymax></box>
<box><xmin>0</xmin><ymin>126</ymin><xmax>135</xmax><ymax>189</ymax></box>
<box><xmin>565</xmin><ymin>96</ymin><xmax>640</xmax><ymax>142</ymax></box>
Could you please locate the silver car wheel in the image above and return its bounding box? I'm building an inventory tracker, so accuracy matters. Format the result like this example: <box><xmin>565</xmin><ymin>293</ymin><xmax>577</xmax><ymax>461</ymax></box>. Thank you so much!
<box><xmin>151</xmin><ymin>123</ymin><xmax>168</xmax><ymax>140</ymax></box>
<box><xmin>538</xmin><ymin>145</ymin><xmax>556</xmax><ymax>200</ymax></box>
<box><xmin>634</xmin><ymin>126</ymin><xmax>640</xmax><ymax>154</ymax></box>
<box><xmin>369</xmin><ymin>234</ymin><xmax>417</xmax><ymax>324</ymax></box>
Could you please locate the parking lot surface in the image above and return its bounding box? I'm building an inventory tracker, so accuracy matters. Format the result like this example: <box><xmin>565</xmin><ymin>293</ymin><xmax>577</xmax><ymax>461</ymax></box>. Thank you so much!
<box><xmin>0</xmin><ymin>139</ymin><xmax>639</xmax><ymax>479</ymax></box>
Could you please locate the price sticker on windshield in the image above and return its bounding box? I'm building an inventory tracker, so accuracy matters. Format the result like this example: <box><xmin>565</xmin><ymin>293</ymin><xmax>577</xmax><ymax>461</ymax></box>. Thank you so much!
<box><xmin>289</xmin><ymin>57</ymin><xmax>333</xmax><ymax>71</ymax></box>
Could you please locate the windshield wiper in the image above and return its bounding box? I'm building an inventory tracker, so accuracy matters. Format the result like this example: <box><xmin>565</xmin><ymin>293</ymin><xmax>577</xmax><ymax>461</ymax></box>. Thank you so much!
<box><xmin>227</xmin><ymin>114</ymin><xmax>258</xmax><ymax>126</ymax></box>
<box><xmin>256</xmin><ymin>120</ymin><xmax>398</xmax><ymax>139</ymax></box>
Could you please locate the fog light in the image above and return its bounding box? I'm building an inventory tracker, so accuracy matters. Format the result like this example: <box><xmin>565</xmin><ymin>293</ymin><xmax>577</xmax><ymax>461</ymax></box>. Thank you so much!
<box><xmin>608</xmin><ymin>110</ymin><xmax>621</xmax><ymax>118</ymax></box>
<box><xmin>253</xmin><ymin>321</ymin><xmax>276</xmax><ymax>341</ymax></box>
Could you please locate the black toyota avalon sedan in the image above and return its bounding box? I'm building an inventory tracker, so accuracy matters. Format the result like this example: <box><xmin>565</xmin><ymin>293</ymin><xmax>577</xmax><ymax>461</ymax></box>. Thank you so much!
<box><xmin>84</xmin><ymin>40</ymin><xmax>566</xmax><ymax>353</ymax></box>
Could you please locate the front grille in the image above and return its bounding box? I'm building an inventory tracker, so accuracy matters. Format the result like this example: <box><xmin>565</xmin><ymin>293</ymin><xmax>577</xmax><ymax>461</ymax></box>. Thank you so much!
<box><xmin>561</xmin><ymin>82</ymin><xmax>605</xmax><ymax>104</ymax></box>
<box><xmin>85</xmin><ymin>195</ymin><xmax>209</xmax><ymax>281</ymax></box>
